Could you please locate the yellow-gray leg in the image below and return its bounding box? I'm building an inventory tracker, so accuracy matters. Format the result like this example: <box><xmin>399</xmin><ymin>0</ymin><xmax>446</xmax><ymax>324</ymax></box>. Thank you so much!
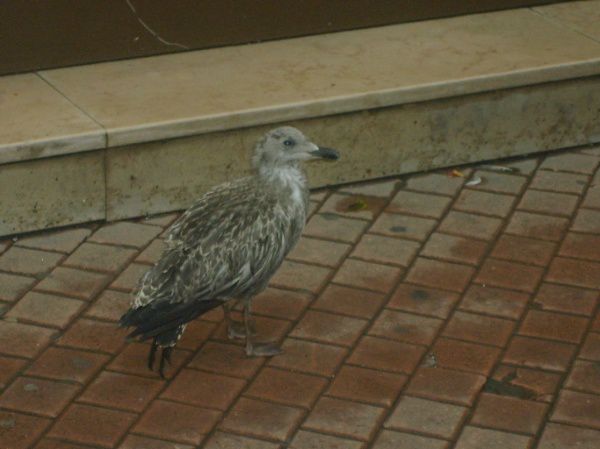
<box><xmin>244</xmin><ymin>298</ymin><xmax>281</xmax><ymax>357</ymax></box>
<box><xmin>224</xmin><ymin>300</ymin><xmax>255</xmax><ymax>340</ymax></box>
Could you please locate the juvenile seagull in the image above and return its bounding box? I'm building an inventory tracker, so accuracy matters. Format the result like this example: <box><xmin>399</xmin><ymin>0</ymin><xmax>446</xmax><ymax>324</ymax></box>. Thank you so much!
<box><xmin>119</xmin><ymin>126</ymin><xmax>339</xmax><ymax>377</ymax></box>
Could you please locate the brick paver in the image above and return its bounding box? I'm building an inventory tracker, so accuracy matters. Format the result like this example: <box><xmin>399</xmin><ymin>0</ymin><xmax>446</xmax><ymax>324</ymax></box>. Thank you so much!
<box><xmin>1</xmin><ymin>146</ymin><xmax>600</xmax><ymax>449</ymax></box>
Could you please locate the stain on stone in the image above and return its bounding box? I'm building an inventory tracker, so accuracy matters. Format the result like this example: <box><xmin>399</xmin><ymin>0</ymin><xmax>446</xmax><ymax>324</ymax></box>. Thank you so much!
<box><xmin>71</xmin><ymin>356</ymin><xmax>92</xmax><ymax>370</ymax></box>
<box><xmin>390</xmin><ymin>225</ymin><xmax>407</xmax><ymax>233</ymax></box>
<box><xmin>410</xmin><ymin>289</ymin><xmax>430</xmax><ymax>301</ymax></box>
<box><xmin>483</xmin><ymin>372</ymin><xmax>536</xmax><ymax>399</ymax></box>
<box><xmin>23</xmin><ymin>383</ymin><xmax>39</xmax><ymax>392</ymax></box>
<box><xmin>0</xmin><ymin>417</ymin><xmax>15</xmax><ymax>429</ymax></box>
<box><xmin>334</xmin><ymin>195</ymin><xmax>387</xmax><ymax>217</ymax></box>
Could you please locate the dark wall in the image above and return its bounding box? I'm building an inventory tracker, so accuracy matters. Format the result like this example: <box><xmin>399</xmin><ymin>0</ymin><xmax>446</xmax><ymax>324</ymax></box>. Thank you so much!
<box><xmin>0</xmin><ymin>0</ymin><xmax>565</xmax><ymax>75</ymax></box>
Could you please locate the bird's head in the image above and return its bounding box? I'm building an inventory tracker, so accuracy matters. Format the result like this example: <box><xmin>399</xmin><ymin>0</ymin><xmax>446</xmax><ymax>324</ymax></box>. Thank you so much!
<box><xmin>252</xmin><ymin>126</ymin><xmax>339</xmax><ymax>171</ymax></box>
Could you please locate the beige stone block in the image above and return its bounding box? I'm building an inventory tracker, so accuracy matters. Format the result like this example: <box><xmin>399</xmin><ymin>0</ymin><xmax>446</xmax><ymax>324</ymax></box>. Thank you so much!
<box><xmin>106</xmin><ymin>77</ymin><xmax>600</xmax><ymax>220</ymax></box>
<box><xmin>0</xmin><ymin>152</ymin><xmax>105</xmax><ymax>236</ymax></box>
<box><xmin>534</xmin><ymin>0</ymin><xmax>600</xmax><ymax>42</ymax></box>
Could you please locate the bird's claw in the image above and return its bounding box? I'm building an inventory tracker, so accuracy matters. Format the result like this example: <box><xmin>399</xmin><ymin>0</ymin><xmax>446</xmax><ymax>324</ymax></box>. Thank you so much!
<box><xmin>245</xmin><ymin>342</ymin><xmax>282</xmax><ymax>357</ymax></box>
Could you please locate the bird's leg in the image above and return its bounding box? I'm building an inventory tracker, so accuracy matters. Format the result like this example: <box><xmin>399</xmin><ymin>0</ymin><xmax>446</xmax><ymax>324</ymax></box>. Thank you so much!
<box><xmin>158</xmin><ymin>347</ymin><xmax>173</xmax><ymax>379</ymax></box>
<box><xmin>148</xmin><ymin>340</ymin><xmax>159</xmax><ymax>371</ymax></box>
<box><xmin>244</xmin><ymin>299</ymin><xmax>282</xmax><ymax>357</ymax></box>
<box><xmin>224</xmin><ymin>299</ymin><xmax>255</xmax><ymax>340</ymax></box>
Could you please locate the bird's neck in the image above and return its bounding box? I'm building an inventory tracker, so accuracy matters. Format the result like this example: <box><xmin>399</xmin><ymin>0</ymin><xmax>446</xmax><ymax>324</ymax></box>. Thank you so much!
<box><xmin>259</xmin><ymin>165</ymin><xmax>308</xmax><ymax>206</ymax></box>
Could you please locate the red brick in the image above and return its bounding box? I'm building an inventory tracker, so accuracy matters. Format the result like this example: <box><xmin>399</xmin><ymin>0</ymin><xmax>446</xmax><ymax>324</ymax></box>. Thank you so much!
<box><xmin>176</xmin><ymin>319</ymin><xmax>216</xmax><ymax>350</ymax></box>
<box><xmin>303</xmin><ymin>396</ymin><xmax>385</xmax><ymax>441</ymax></box>
<box><xmin>0</xmin><ymin>410</ymin><xmax>51</xmax><ymax>449</ymax></box>
<box><xmin>471</xmin><ymin>170</ymin><xmax>527</xmax><ymax>194</ymax></box>
<box><xmin>0</xmin><ymin>246</ymin><xmax>63</xmax><ymax>276</ymax></box>
<box><xmin>565</xmin><ymin>360</ymin><xmax>600</xmax><ymax>394</ymax></box>
<box><xmin>268</xmin><ymin>338</ymin><xmax>347</xmax><ymax>376</ymax></box>
<box><xmin>79</xmin><ymin>371</ymin><xmax>163</xmax><ymax>412</ymax></box>
<box><xmin>504</xmin><ymin>336</ymin><xmax>576</xmax><ymax>371</ymax></box>
<box><xmin>289</xmin><ymin>430</ymin><xmax>364</xmax><ymax>449</ymax></box>
<box><xmin>369</xmin><ymin>309</ymin><xmax>443</xmax><ymax>345</ymax></box>
<box><xmin>290</xmin><ymin>310</ymin><xmax>368</xmax><ymax>347</ymax></box>
<box><xmin>135</xmin><ymin>239</ymin><xmax>167</xmax><ymax>265</ymax></box>
<box><xmin>245</xmin><ymin>367</ymin><xmax>326</xmax><ymax>408</ymax></box>
<box><xmin>475</xmin><ymin>258</ymin><xmax>543</xmax><ymax>293</ymax></box>
<box><xmin>534</xmin><ymin>283</ymin><xmax>598</xmax><ymax>316</ymax></box>
<box><xmin>571</xmin><ymin>208</ymin><xmax>600</xmax><ymax>233</ymax></box>
<box><xmin>406</xmin><ymin>366</ymin><xmax>486</xmax><ymax>406</ymax></box>
<box><xmin>454</xmin><ymin>189</ymin><xmax>515</xmax><ymax>217</ymax></box>
<box><xmin>432</xmin><ymin>337</ymin><xmax>500</xmax><ymax>375</ymax></box>
<box><xmin>541</xmin><ymin>152</ymin><xmax>599</xmax><ymax>174</ymax></box>
<box><xmin>406</xmin><ymin>258</ymin><xmax>474</xmax><ymax>293</ymax></box>
<box><xmin>0</xmin><ymin>321</ymin><xmax>56</xmax><ymax>358</ymax></box>
<box><xmin>333</xmin><ymin>258</ymin><xmax>402</xmax><ymax>293</ymax></box>
<box><xmin>161</xmin><ymin>368</ymin><xmax>245</xmax><ymax>410</ymax></box>
<box><xmin>287</xmin><ymin>236</ymin><xmax>350</xmax><ymax>267</ymax></box>
<box><xmin>26</xmin><ymin>347</ymin><xmax>108</xmax><ymax>383</ymax></box>
<box><xmin>518</xmin><ymin>190</ymin><xmax>578</xmax><ymax>216</ymax></box>
<box><xmin>303</xmin><ymin>213</ymin><xmax>369</xmax><ymax>243</ymax></box>
<box><xmin>110</xmin><ymin>263</ymin><xmax>149</xmax><ymax>292</ymax></box>
<box><xmin>340</xmin><ymin>180</ymin><xmax>398</xmax><ymax>198</ymax></box>
<box><xmin>491</xmin><ymin>234</ymin><xmax>555</xmax><ymax>266</ymax></box>
<box><xmin>454</xmin><ymin>426</ymin><xmax>532</xmax><ymax>449</ymax></box>
<box><xmin>519</xmin><ymin>310</ymin><xmax>588</xmax><ymax>343</ymax></box>
<box><xmin>141</xmin><ymin>212</ymin><xmax>179</xmax><ymax>227</ymax></box>
<box><xmin>119</xmin><ymin>435</ymin><xmax>194</xmax><ymax>449</ymax></box>
<box><xmin>443</xmin><ymin>311</ymin><xmax>514</xmax><ymax>347</ymax></box>
<box><xmin>0</xmin><ymin>356</ymin><xmax>26</xmax><ymax>389</ymax></box>
<box><xmin>387</xmin><ymin>191</ymin><xmax>451</xmax><ymax>218</ymax></box>
<box><xmin>63</xmin><ymin>242</ymin><xmax>137</xmax><ymax>273</ymax></box>
<box><xmin>580</xmin><ymin>332</ymin><xmax>600</xmax><ymax>361</ymax></box>
<box><xmin>491</xmin><ymin>365</ymin><xmax>561</xmax><ymax>403</ymax></box>
<box><xmin>7</xmin><ymin>291</ymin><xmax>84</xmax><ymax>329</ymax></box>
<box><xmin>560</xmin><ymin>233</ymin><xmax>600</xmax><ymax>261</ymax></box>
<box><xmin>386</xmin><ymin>395</ymin><xmax>467</xmax><ymax>439</ymax></box>
<box><xmin>85</xmin><ymin>289</ymin><xmax>132</xmax><ymax>321</ymax></box>
<box><xmin>388</xmin><ymin>284</ymin><xmax>459</xmax><ymax>319</ymax></box>
<box><xmin>348</xmin><ymin>335</ymin><xmax>424</xmax><ymax>374</ymax></box>
<box><xmin>16</xmin><ymin>228</ymin><xmax>90</xmax><ymax>254</ymax></box>
<box><xmin>35</xmin><ymin>439</ymin><xmax>91</xmax><ymax>449</ymax></box>
<box><xmin>328</xmin><ymin>365</ymin><xmax>407</xmax><ymax>407</ymax></box>
<box><xmin>530</xmin><ymin>170</ymin><xmax>588</xmax><ymax>194</ymax></box>
<box><xmin>459</xmin><ymin>285</ymin><xmax>529</xmax><ymax>320</ymax></box>
<box><xmin>438</xmin><ymin>211</ymin><xmax>502</xmax><ymax>240</ymax></box>
<box><xmin>0</xmin><ymin>273</ymin><xmax>36</xmax><ymax>302</ymax></box>
<box><xmin>0</xmin><ymin>376</ymin><xmax>79</xmax><ymax>418</ymax></box>
<box><xmin>109</xmin><ymin>342</ymin><xmax>190</xmax><ymax>379</ymax></box>
<box><xmin>269</xmin><ymin>260</ymin><xmax>331</xmax><ymax>293</ymax></box>
<box><xmin>35</xmin><ymin>267</ymin><xmax>110</xmax><ymax>300</ymax></box>
<box><xmin>211</xmin><ymin>314</ymin><xmax>290</xmax><ymax>346</ymax></box>
<box><xmin>471</xmin><ymin>393</ymin><xmax>548</xmax><ymax>434</ymax></box>
<box><xmin>582</xmin><ymin>185</ymin><xmax>600</xmax><ymax>208</ymax></box>
<box><xmin>221</xmin><ymin>397</ymin><xmax>304</xmax><ymax>441</ymax></box>
<box><xmin>506</xmin><ymin>211</ymin><xmax>569</xmax><ymax>241</ymax></box>
<box><xmin>372</xmin><ymin>430</ymin><xmax>448</xmax><ymax>449</ymax></box>
<box><xmin>370</xmin><ymin>212</ymin><xmax>437</xmax><ymax>241</ymax></box>
<box><xmin>48</xmin><ymin>403</ymin><xmax>136</xmax><ymax>448</ymax></box>
<box><xmin>134</xmin><ymin>400</ymin><xmax>220</xmax><ymax>445</ymax></box>
<box><xmin>406</xmin><ymin>172</ymin><xmax>464</xmax><ymax>196</ymax></box>
<box><xmin>319</xmin><ymin>193</ymin><xmax>387</xmax><ymax>220</ymax></box>
<box><xmin>420</xmin><ymin>232</ymin><xmax>488</xmax><ymax>265</ymax></box>
<box><xmin>552</xmin><ymin>390</ymin><xmax>600</xmax><ymax>430</ymax></box>
<box><xmin>352</xmin><ymin>234</ymin><xmax>420</xmax><ymax>266</ymax></box>
<box><xmin>57</xmin><ymin>318</ymin><xmax>127</xmax><ymax>354</ymax></box>
<box><xmin>204</xmin><ymin>432</ymin><xmax>279</xmax><ymax>449</ymax></box>
<box><xmin>89</xmin><ymin>221</ymin><xmax>162</xmax><ymax>247</ymax></box>
<box><xmin>538</xmin><ymin>423</ymin><xmax>600</xmax><ymax>449</ymax></box>
<box><xmin>547</xmin><ymin>257</ymin><xmax>600</xmax><ymax>289</ymax></box>
<box><xmin>312</xmin><ymin>284</ymin><xmax>385</xmax><ymax>319</ymax></box>
<box><xmin>188</xmin><ymin>341</ymin><xmax>263</xmax><ymax>378</ymax></box>
<box><xmin>252</xmin><ymin>287</ymin><xmax>312</xmax><ymax>320</ymax></box>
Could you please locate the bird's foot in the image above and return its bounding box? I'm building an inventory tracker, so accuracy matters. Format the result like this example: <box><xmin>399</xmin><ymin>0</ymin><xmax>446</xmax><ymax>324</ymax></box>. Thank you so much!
<box><xmin>227</xmin><ymin>320</ymin><xmax>256</xmax><ymax>340</ymax></box>
<box><xmin>245</xmin><ymin>342</ymin><xmax>282</xmax><ymax>357</ymax></box>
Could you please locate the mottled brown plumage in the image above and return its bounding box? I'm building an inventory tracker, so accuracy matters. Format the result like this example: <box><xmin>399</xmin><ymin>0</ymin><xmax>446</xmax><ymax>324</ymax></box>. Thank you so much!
<box><xmin>119</xmin><ymin>126</ymin><xmax>338</xmax><ymax>376</ymax></box>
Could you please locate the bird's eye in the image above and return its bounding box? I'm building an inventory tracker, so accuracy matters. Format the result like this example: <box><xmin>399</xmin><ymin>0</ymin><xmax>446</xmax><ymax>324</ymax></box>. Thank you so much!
<box><xmin>283</xmin><ymin>139</ymin><xmax>295</xmax><ymax>147</ymax></box>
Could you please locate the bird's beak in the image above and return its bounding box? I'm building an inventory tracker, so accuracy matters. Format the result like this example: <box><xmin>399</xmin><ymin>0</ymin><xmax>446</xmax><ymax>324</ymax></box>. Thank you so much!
<box><xmin>309</xmin><ymin>146</ymin><xmax>340</xmax><ymax>160</ymax></box>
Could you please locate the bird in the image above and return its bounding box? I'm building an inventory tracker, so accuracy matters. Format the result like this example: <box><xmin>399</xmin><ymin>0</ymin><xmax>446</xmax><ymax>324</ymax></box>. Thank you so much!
<box><xmin>119</xmin><ymin>126</ymin><xmax>339</xmax><ymax>377</ymax></box>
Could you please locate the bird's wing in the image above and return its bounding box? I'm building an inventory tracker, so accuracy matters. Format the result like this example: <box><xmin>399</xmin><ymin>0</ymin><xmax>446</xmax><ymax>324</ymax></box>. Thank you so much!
<box><xmin>134</xmin><ymin>177</ymin><xmax>294</xmax><ymax>309</ymax></box>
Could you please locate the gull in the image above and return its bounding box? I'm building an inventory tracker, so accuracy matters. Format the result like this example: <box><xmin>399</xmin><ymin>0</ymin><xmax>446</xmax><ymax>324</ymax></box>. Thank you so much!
<box><xmin>119</xmin><ymin>126</ymin><xmax>339</xmax><ymax>376</ymax></box>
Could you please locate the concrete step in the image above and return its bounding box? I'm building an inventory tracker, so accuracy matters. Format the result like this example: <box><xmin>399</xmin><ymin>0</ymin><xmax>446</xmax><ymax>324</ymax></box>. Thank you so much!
<box><xmin>1</xmin><ymin>1</ymin><xmax>600</xmax><ymax>237</ymax></box>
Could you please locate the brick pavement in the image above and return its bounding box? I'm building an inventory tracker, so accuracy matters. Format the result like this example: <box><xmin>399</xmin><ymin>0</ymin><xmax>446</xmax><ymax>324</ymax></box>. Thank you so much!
<box><xmin>1</xmin><ymin>145</ymin><xmax>600</xmax><ymax>449</ymax></box>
